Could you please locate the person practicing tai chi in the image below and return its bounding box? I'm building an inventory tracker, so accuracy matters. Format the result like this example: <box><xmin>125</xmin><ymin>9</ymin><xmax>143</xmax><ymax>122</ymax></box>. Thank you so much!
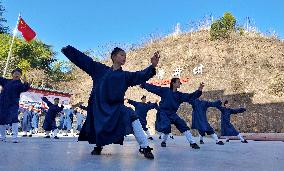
<box><xmin>217</xmin><ymin>100</ymin><xmax>248</xmax><ymax>143</ymax></box>
<box><xmin>32</xmin><ymin>108</ymin><xmax>40</xmax><ymax>134</ymax></box>
<box><xmin>0</xmin><ymin>68</ymin><xmax>30</xmax><ymax>143</ymax></box>
<box><xmin>22</xmin><ymin>105</ymin><xmax>34</xmax><ymax>137</ymax></box>
<box><xmin>189</xmin><ymin>97</ymin><xmax>224</xmax><ymax>145</ymax></box>
<box><xmin>62</xmin><ymin>45</ymin><xmax>160</xmax><ymax>159</ymax></box>
<box><xmin>126</xmin><ymin>95</ymin><xmax>158</xmax><ymax>140</ymax></box>
<box><xmin>74</xmin><ymin>108</ymin><xmax>85</xmax><ymax>135</ymax></box>
<box><xmin>62</xmin><ymin>107</ymin><xmax>74</xmax><ymax>136</ymax></box>
<box><xmin>140</xmin><ymin>78</ymin><xmax>204</xmax><ymax>149</ymax></box>
<box><xmin>42</xmin><ymin>97</ymin><xmax>64</xmax><ymax>139</ymax></box>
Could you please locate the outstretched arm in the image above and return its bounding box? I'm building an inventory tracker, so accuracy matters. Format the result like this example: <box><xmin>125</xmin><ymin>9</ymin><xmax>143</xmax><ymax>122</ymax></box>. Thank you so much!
<box><xmin>182</xmin><ymin>82</ymin><xmax>205</xmax><ymax>102</ymax></box>
<box><xmin>147</xmin><ymin>102</ymin><xmax>158</xmax><ymax>110</ymax></box>
<box><xmin>61</xmin><ymin>45</ymin><xmax>108</xmax><ymax>76</ymax></box>
<box><xmin>181</xmin><ymin>90</ymin><xmax>202</xmax><ymax>103</ymax></box>
<box><xmin>58</xmin><ymin>105</ymin><xmax>64</xmax><ymax>113</ymax></box>
<box><xmin>41</xmin><ymin>97</ymin><xmax>53</xmax><ymax>108</ymax></box>
<box><xmin>140</xmin><ymin>83</ymin><xmax>164</xmax><ymax>97</ymax></box>
<box><xmin>20</xmin><ymin>83</ymin><xmax>30</xmax><ymax>93</ymax></box>
<box><xmin>230</xmin><ymin>108</ymin><xmax>246</xmax><ymax>114</ymax></box>
<box><xmin>0</xmin><ymin>77</ymin><xmax>8</xmax><ymax>86</ymax></box>
<box><xmin>206</xmin><ymin>100</ymin><xmax>222</xmax><ymax>108</ymax></box>
<box><xmin>126</xmin><ymin>65</ymin><xmax>156</xmax><ymax>87</ymax></box>
<box><xmin>125</xmin><ymin>51</ymin><xmax>160</xmax><ymax>87</ymax></box>
<box><xmin>127</xmin><ymin>99</ymin><xmax>139</xmax><ymax>107</ymax></box>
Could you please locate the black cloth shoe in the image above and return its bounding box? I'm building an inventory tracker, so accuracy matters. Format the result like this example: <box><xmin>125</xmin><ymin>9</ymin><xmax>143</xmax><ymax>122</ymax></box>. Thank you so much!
<box><xmin>158</xmin><ymin>136</ymin><xmax>161</xmax><ymax>139</ymax></box>
<box><xmin>161</xmin><ymin>142</ymin><xmax>166</xmax><ymax>147</ymax></box>
<box><xmin>140</xmin><ymin>146</ymin><xmax>154</xmax><ymax>159</ymax></box>
<box><xmin>190</xmin><ymin>143</ymin><xmax>200</xmax><ymax>149</ymax></box>
<box><xmin>44</xmin><ymin>136</ymin><xmax>50</xmax><ymax>138</ymax></box>
<box><xmin>91</xmin><ymin>146</ymin><xmax>103</xmax><ymax>155</ymax></box>
<box><xmin>139</xmin><ymin>147</ymin><xmax>143</xmax><ymax>154</ymax></box>
<box><xmin>148</xmin><ymin>137</ymin><xmax>153</xmax><ymax>140</ymax></box>
<box><xmin>216</xmin><ymin>141</ymin><xmax>224</xmax><ymax>145</ymax></box>
<box><xmin>54</xmin><ymin>136</ymin><xmax>59</xmax><ymax>139</ymax></box>
<box><xmin>226</xmin><ymin>139</ymin><xmax>230</xmax><ymax>142</ymax></box>
<box><xmin>28</xmin><ymin>134</ymin><xmax>32</xmax><ymax>137</ymax></box>
<box><xmin>22</xmin><ymin>135</ymin><xmax>27</xmax><ymax>137</ymax></box>
<box><xmin>241</xmin><ymin>140</ymin><xmax>248</xmax><ymax>143</ymax></box>
<box><xmin>200</xmin><ymin>140</ymin><xmax>204</xmax><ymax>144</ymax></box>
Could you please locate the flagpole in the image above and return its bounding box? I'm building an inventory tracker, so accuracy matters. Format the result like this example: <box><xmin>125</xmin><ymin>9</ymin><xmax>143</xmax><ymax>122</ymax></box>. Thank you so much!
<box><xmin>2</xmin><ymin>13</ymin><xmax>21</xmax><ymax>77</ymax></box>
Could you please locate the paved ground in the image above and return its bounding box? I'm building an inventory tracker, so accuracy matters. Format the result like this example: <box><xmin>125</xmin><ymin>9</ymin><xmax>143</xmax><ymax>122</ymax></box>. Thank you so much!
<box><xmin>0</xmin><ymin>134</ymin><xmax>283</xmax><ymax>171</ymax></box>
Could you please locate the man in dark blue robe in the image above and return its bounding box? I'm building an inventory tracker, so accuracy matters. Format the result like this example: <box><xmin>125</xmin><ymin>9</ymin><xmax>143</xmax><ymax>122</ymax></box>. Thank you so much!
<box><xmin>127</xmin><ymin>95</ymin><xmax>158</xmax><ymax>140</ymax></box>
<box><xmin>217</xmin><ymin>100</ymin><xmax>248</xmax><ymax>143</ymax></box>
<box><xmin>141</xmin><ymin>78</ymin><xmax>204</xmax><ymax>149</ymax></box>
<box><xmin>42</xmin><ymin>97</ymin><xmax>64</xmax><ymax>139</ymax></box>
<box><xmin>189</xmin><ymin>98</ymin><xmax>224</xmax><ymax>145</ymax></box>
<box><xmin>0</xmin><ymin>68</ymin><xmax>30</xmax><ymax>143</ymax></box>
<box><xmin>62</xmin><ymin>46</ymin><xmax>160</xmax><ymax>159</ymax></box>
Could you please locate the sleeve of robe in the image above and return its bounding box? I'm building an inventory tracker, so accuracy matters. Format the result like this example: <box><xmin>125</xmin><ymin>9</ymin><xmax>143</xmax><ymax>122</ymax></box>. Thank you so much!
<box><xmin>206</xmin><ymin>100</ymin><xmax>222</xmax><ymax>108</ymax></box>
<box><xmin>181</xmin><ymin>90</ymin><xmax>202</xmax><ymax>103</ymax></box>
<box><xmin>19</xmin><ymin>82</ymin><xmax>30</xmax><ymax>93</ymax></box>
<box><xmin>147</xmin><ymin>102</ymin><xmax>158</xmax><ymax>110</ymax></box>
<box><xmin>41</xmin><ymin>97</ymin><xmax>53</xmax><ymax>108</ymax></box>
<box><xmin>125</xmin><ymin>65</ymin><xmax>156</xmax><ymax>87</ymax></box>
<box><xmin>0</xmin><ymin>77</ymin><xmax>8</xmax><ymax>86</ymax></box>
<box><xmin>128</xmin><ymin>99</ymin><xmax>138</xmax><ymax>107</ymax></box>
<box><xmin>56</xmin><ymin>106</ymin><xmax>64</xmax><ymax>116</ymax></box>
<box><xmin>140</xmin><ymin>83</ymin><xmax>165</xmax><ymax>97</ymax></box>
<box><xmin>61</xmin><ymin>45</ymin><xmax>109</xmax><ymax>77</ymax></box>
<box><xmin>230</xmin><ymin>108</ymin><xmax>246</xmax><ymax>114</ymax></box>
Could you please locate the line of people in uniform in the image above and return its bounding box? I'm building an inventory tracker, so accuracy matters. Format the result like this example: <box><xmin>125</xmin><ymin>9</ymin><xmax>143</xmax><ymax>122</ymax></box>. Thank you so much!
<box><xmin>19</xmin><ymin>103</ymin><xmax>86</xmax><ymax>139</ymax></box>
<box><xmin>0</xmin><ymin>68</ymin><xmax>86</xmax><ymax>141</ymax></box>
<box><xmin>35</xmin><ymin>97</ymin><xmax>86</xmax><ymax>139</ymax></box>
<box><xmin>0</xmin><ymin>46</ymin><xmax>247</xmax><ymax>160</ymax></box>
<box><xmin>126</xmin><ymin>86</ymin><xmax>248</xmax><ymax>150</ymax></box>
<box><xmin>60</xmin><ymin>45</ymin><xmax>247</xmax><ymax>160</ymax></box>
<box><xmin>20</xmin><ymin>105</ymin><xmax>40</xmax><ymax>137</ymax></box>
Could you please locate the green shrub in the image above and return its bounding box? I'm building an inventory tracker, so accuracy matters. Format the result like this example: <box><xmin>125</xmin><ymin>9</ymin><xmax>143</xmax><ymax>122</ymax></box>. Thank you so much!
<box><xmin>210</xmin><ymin>12</ymin><xmax>236</xmax><ymax>40</ymax></box>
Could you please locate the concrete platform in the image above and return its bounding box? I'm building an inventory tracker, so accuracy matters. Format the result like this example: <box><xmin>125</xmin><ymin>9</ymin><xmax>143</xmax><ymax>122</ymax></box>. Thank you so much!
<box><xmin>0</xmin><ymin>135</ymin><xmax>283</xmax><ymax>171</ymax></box>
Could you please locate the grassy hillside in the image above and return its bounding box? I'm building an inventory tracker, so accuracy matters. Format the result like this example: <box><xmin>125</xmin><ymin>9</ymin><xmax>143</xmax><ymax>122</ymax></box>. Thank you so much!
<box><xmin>64</xmin><ymin>30</ymin><xmax>284</xmax><ymax>134</ymax></box>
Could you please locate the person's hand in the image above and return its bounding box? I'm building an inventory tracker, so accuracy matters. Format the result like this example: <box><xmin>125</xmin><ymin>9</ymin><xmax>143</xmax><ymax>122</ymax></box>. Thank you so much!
<box><xmin>151</xmin><ymin>51</ymin><xmax>160</xmax><ymax>67</ymax></box>
<box><xmin>198</xmin><ymin>82</ymin><xmax>205</xmax><ymax>91</ymax></box>
<box><xmin>22</xmin><ymin>75</ymin><xmax>27</xmax><ymax>83</ymax></box>
<box><xmin>29</xmin><ymin>78</ymin><xmax>34</xmax><ymax>84</ymax></box>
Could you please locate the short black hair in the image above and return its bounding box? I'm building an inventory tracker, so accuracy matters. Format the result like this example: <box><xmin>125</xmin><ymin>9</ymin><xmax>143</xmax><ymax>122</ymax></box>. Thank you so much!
<box><xmin>170</xmin><ymin>77</ymin><xmax>180</xmax><ymax>89</ymax></box>
<box><xmin>223</xmin><ymin>100</ymin><xmax>228</xmax><ymax>106</ymax></box>
<box><xmin>11</xmin><ymin>68</ymin><xmax>22</xmax><ymax>74</ymax></box>
<box><xmin>111</xmin><ymin>47</ymin><xmax>124</xmax><ymax>61</ymax></box>
<box><xmin>141</xmin><ymin>95</ymin><xmax>146</xmax><ymax>100</ymax></box>
<box><xmin>54</xmin><ymin>98</ymin><xmax>60</xmax><ymax>101</ymax></box>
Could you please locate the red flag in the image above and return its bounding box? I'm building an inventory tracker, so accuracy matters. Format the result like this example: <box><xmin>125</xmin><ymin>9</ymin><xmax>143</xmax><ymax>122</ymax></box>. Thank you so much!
<box><xmin>17</xmin><ymin>17</ymin><xmax>36</xmax><ymax>42</ymax></box>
